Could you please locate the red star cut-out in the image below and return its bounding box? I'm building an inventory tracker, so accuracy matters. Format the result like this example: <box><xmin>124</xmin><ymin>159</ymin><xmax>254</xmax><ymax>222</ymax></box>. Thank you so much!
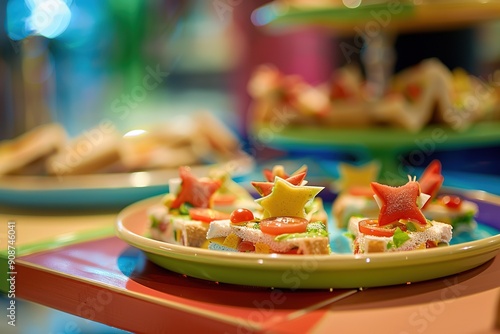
<box><xmin>252</xmin><ymin>171</ymin><xmax>307</xmax><ymax>196</ymax></box>
<box><xmin>371</xmin><ymin>180</ymin><xmax>427</xmax><ymax>226</ymax></box>
<box><xmin>170</xmin><ymin>166</ymin><xmax>222</xmax><ymax>209</ymax></box>
<box><xmin>418</xmin><ymin>160</ymin><xmax>444</xmax><ymax>209</ymax></box>
<box><xmin>262</xmin><ymin>165</ymin><xmax>307</xmax><ymax>182</ymax></box>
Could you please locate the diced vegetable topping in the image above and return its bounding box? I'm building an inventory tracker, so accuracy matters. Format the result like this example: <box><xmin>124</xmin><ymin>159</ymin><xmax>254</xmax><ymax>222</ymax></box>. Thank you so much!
<box><xmin>237</xmin><ymin>241</ymin><xmax>255</xmax><ymax>252</ymax></box>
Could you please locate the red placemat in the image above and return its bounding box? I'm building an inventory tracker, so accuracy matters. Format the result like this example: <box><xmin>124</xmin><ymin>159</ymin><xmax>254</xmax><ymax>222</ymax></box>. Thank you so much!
<box><xmin>17</xmin><ymin>236</ymin><xmax>357</xmax><ymax>333</ymax></box>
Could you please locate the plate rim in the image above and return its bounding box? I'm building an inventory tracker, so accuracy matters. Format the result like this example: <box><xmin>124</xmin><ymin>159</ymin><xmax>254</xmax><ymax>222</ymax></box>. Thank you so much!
<box><xmin>0</xmin><ymin>154</ymin><xmax>254</xmax><ymax>191</ymax></box>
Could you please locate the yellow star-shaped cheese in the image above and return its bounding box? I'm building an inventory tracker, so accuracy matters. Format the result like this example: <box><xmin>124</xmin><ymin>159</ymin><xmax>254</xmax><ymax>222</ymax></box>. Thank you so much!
<box><xmin>335</xmin><ymin>161</ymin><xmax>380</xmax><ymax>193</ymax></box>
<box><xmin>256</xmin><ymin>177</ymin><xmax>324</xmax><ymax>219</ymax></box>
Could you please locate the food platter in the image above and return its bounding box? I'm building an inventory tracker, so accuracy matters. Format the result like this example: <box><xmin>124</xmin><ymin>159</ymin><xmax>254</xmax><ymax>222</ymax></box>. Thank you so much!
<box><xmin>115</xmin><ymin>188</ymin><xmax>500</xmax><ymax>289</ymax></box>
<box><xmin>250</xmin><ymin>122</ymin><xmax>500</xmax><ymax>184</ymax></box>
<box><xmin>0</xmin><ymin>155</ymin><xmax>254</xmax><ymax>210</ymax></box>
<box><xmin>253</xmin><ymin>0</ymin><xmax>500</xmax><ymax>34</ymax></box>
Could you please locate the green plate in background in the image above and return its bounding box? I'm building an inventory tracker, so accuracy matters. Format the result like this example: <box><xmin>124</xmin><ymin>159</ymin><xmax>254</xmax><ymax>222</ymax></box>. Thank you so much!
<box><xmin>250</xmin><ymin>122</ymin><xmax>500</xmax><ymax>183</ymax></box>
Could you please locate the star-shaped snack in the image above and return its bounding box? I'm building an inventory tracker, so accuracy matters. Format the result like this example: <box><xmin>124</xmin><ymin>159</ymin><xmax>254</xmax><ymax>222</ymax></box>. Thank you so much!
<box><xmin>170</xmin><ymin>166</ymin><xmax>222</xmax><ymax>209</ymax></box>
<box><xmin>336</xmin><ymin>161</ymin><xmax>380</xmax><ymax>193</ymax></box>
<box><xmin>256</xmin><ymin>177</ymin><xmax>324</xmax><ymax>219</ymax></box>
<box><xmin>371</xmin><ymin>180</ymin><xmax>427</xmax><ymax>226</ymax></box>
<box><xmin>418</xmin><ymin>160</ymin><xmax>444</xmax><ymax>208</ymax></box>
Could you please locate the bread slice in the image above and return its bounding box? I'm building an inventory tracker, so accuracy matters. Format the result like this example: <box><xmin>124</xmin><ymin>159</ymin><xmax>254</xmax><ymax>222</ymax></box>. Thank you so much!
<box><xmin>348</xmin><ymin>217</ymin><xmax>453</xmax><ymax>254</ymax></box>
<box><xmin>149</xmin><ymin>205</ymin><xmax>209</xmax><ymax>248</ymax></box>
<box><xmin>206</xmin><ymin>219</ymin><xmax>330</xmax><ymax>255</ymax></box>
<box><xmin>0</xmin><ymin>123</ymin><xmax>67</xmax><ymax>175</ymax></box>
<box><xmin>46</xmin><ymin>123</ymin><xmax>122</xmax><ymax>175</ymax></box>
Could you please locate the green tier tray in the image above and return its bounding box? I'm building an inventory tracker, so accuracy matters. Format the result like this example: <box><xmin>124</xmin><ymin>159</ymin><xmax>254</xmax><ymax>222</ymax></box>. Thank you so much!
<box><xmin>249</xmin><ymin>121</ymin><xmax>500</xmax><ymax>184</ymax></box>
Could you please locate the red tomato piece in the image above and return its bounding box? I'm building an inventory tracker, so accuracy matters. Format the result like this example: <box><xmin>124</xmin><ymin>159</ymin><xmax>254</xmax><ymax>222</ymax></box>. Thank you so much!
<box><xmin>230</xmin><ymin>208</ymin><xmax>254</xmax><ymax>225</ymax></box>
<box><xmin>260</xmin><ymin>216</ymin><xmax>309</xmax><ymax>235</ymax></box>
<box><xmin>426</xmin><ymin>240</ymin><xmax>438</xmax><ymax>248</ymax></box>
<box><xmin>358</xmin><ymin>219</ymin><xmax>396</xmax><ymax>237</ymax></box>
<box><xmin>237</xmin><ymin>241</ymin><xmax>255</xmax><ymax>252</ymax></box>
<box><xmin>213</xmin><ymin>193</ymin><xmax>237</xmax><ymax>206</ymax></box>
<box><xmin>439</xmin><ymin>195</ymin><xmax>462</xmax><ymax>209</ymax></box>
<box><xmin>188</xmin><ymin>208</ymin><xmax>230</xmax><ymax>223</ymax></box>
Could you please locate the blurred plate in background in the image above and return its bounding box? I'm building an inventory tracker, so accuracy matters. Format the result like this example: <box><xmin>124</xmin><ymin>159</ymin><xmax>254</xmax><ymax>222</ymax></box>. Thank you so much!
<box><xmin>0</xmin><ymin>154</ymin><xmax>254</xmax><ymax>211</ymax></box>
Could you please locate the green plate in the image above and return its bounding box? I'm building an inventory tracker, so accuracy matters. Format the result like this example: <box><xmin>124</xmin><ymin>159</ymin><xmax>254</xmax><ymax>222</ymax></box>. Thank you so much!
<box><xmin>115</xmin><ymin>190</ymin><xmax>500</xmax><ymax>289</ymax></box>
<box><xmin>253</xmin><ymin>0</ymin><xmax>500</xmax><ymax>33</ymax></box>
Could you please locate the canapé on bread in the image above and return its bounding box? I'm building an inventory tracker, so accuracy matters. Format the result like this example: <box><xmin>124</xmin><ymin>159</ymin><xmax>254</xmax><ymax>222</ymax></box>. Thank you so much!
<box><xmin>0</xmin><ymin>123</ymin><xmax>67</xmax><ymax>176</ymax></box>
<box><xmin>149</xmin><ymin>165</ymin><xmax>255</xmax><ymax>248</ymax></box>
<box><xmin>206</xmin><ymin>165</ymin><xmax>331</xmax><ymax>255</ymax></box>
<box><xmin>347</xmin><ymin>178</ymin><xmax>453</xmax><ymax>254</ymax></box>
<box><xmin>207</xmin><ymin>218</ymin><xmax>329</xmax><ymax>255</ymax></box>
<box><xmin>418</xmin><ymin>160</ymin><xmax>478</xmax><ymax>234</ymax></box>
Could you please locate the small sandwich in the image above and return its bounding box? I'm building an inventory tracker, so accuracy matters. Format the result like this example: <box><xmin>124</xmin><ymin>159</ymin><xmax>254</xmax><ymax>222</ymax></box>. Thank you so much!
<box><xmin>0</xmin><ymin>123</ymin><xmax>67</xmax><ymax>176</ymax></box>
<box><xmin>149</xmin><ymin>165</ymin><xmax>254</xmax><ymax>248</ymax></box>
<box><xmin>46</xmin><ymin>122</ymin><xmax>123</xmax><ymax>176</ymax></box>
<box><xmin>331</xmin><ymin>161</ymin><xmax>381</xmax><ymax>229</ymax></box>
<box><xmin>419</xmin><ymin>160</ymin><xmax>478</xmax><ymax>234</ymax></box>
<box><xmin>206</xmin><ymin>167</ymin><xmax>331</xmax><ymax>255</ymax></box>
<box><xmin>347</xmin><ymin>178</ymin><xmax>453</xmax><ymax>254</ymax></box>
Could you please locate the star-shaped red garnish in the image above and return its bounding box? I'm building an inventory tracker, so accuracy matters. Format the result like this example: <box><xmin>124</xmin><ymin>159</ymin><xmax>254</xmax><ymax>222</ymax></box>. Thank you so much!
<box><xmin>262</xmin><ymin>165</ymin><xmax>307</xmax><ymax>182</ymax></box>
<box><xmin>371</xmin><ymin>180</ymin><xmax>427</xmax><ymax>226</ymax></box>
<box><xmin>170</xmin><ymin>166</ymin><xmax>222</xmax><ymax>209</ymax></box>
<box><xmin>252</xmin><ymin>171</ymin><xmax>307</xmax><ymax>196</ymax></box>
<box><xmin>418</xmin><ymin>160</ymin><xmax>444</xmax><ymax>209</ymax></box>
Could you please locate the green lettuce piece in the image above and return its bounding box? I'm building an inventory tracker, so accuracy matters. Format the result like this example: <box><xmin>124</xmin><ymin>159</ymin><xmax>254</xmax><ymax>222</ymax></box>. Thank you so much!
<box><xmin>252</xmin><ymin>222</ymin><xmax>261</xmax><ymax>230</ymax></box>
<box><xmin>274</xmin><ymin>221</ymin><xmax>328</xmax><ymax>241</ymax></box>
<box><xmin>179</xmin><ymin>202</ymin><xmax>193</xmax><ymax>215</ymax></box>
<box><xmin>150</xmin><ymin>215</ymin><xmax>161</xmax><ymax>228</ymax></box>
<box><xmin>392</xmin><ymin>227</ymin><xmax>410</xmax><ymax>248</ymax></box>
<box><xmin>343</xmin><ymin>232</ymin><xmax>356</xmax><ymax>242</ymax></box>
<box><xmin>450</xmin><ymin>211</ymin><xmax>475</xmax><ymax>227</ymax></box>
